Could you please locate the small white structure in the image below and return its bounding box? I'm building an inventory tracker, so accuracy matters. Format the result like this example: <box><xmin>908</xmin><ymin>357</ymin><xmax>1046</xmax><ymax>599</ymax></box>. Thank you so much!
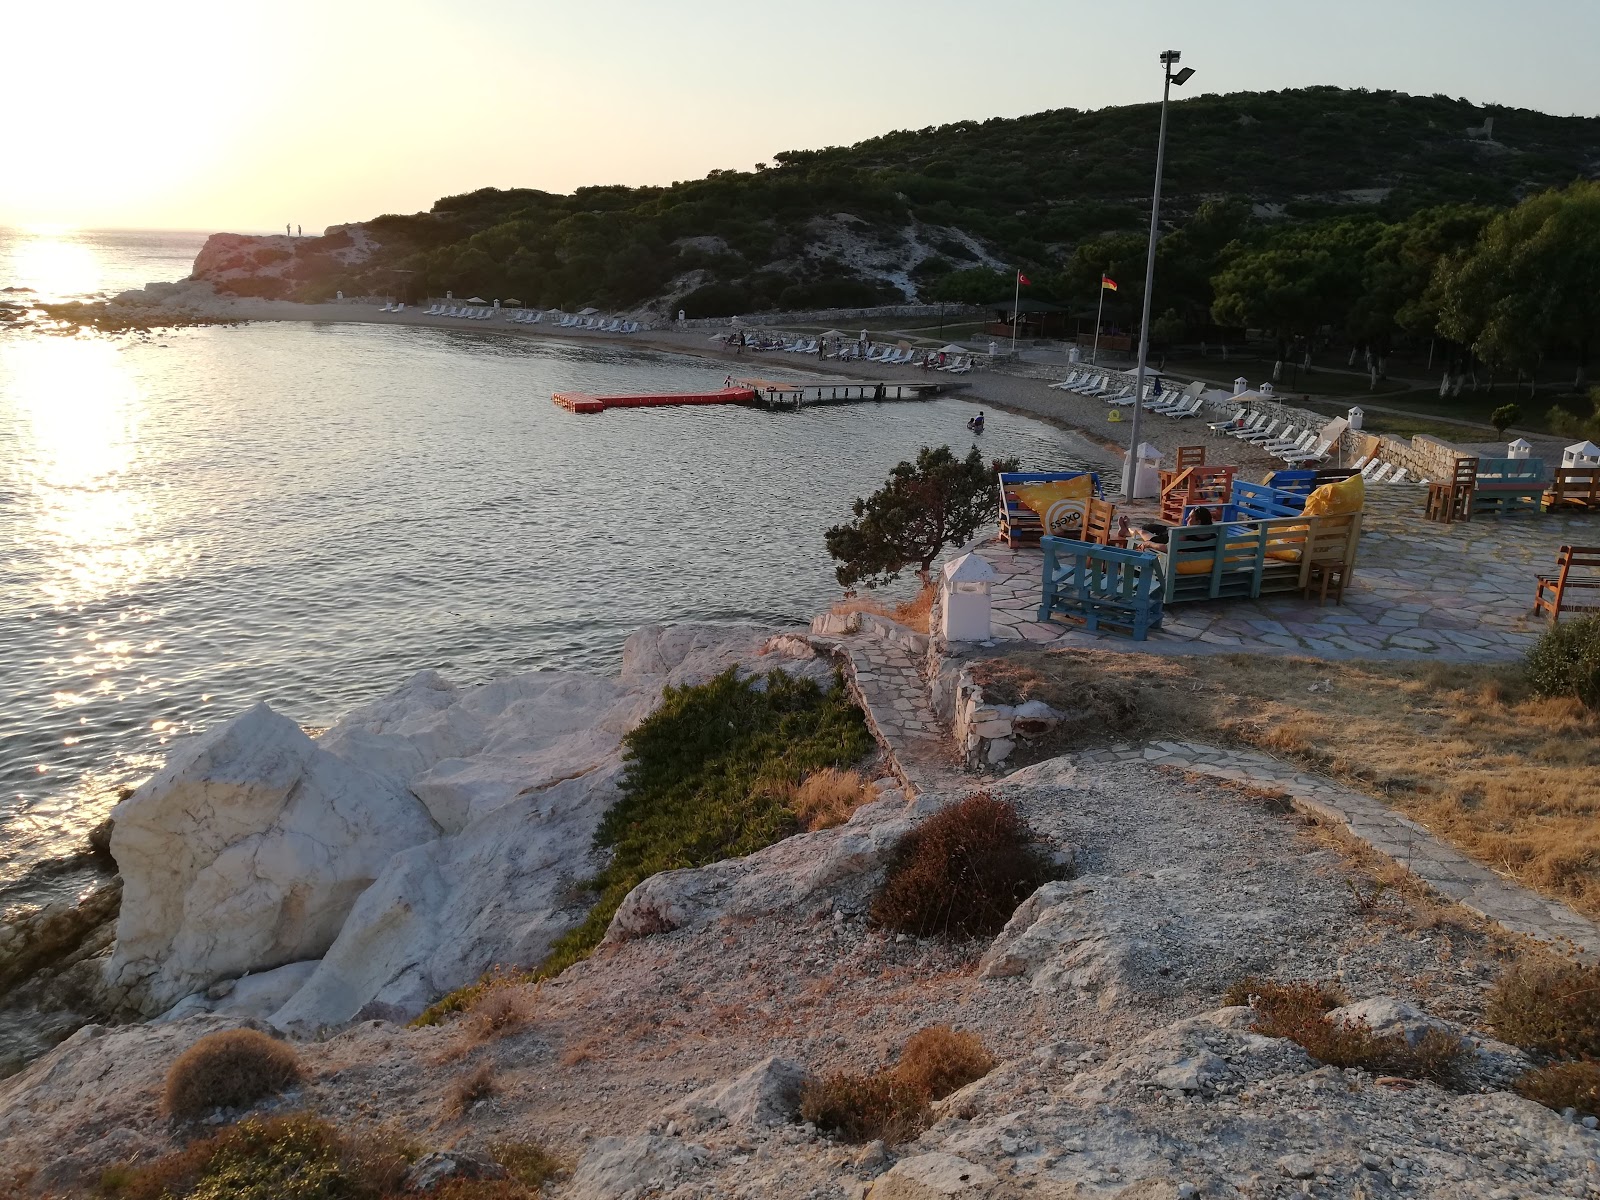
<box><xmin>940</xmin><ymin>552</ymin><xmax>997</xmax><ymax>642</ymax></box>
<box><xmin>335</xmin><ymin>290</ymin><xmax>343</xmax><ymax>301</ymax></box>
<box><xmin>1259</xmin><ymin>381</ymin><xmax>1276</xmax><ymax>399</ymax></box>
<box><xmin>1564</xmin><ymin>440</ymin><xmax>1600</xmax><ymax>468</ymax></box>
<box><xmin>1068</xmin><ymin>344</ymin><xmax>1081</xmax><ymax>363</ymax></box>
<box><xmin>1233</xmin><ymin>376</ymin><xmax>1249</xmax><ymax>395</ymax></box>
<box><xmin>1130</xmin><ymin>441</ymin><xmax>1163</xmax><ymax>500</ymax></box>
<box><xmin>1507</xmin><ymin>438</ymin><xmax>1533</xmax><ymax>461</ymax></box>
<box><xmin>1348</xmin><ymin>406</ymin><xmax>1364</xmax><ymax>431</ymax></box>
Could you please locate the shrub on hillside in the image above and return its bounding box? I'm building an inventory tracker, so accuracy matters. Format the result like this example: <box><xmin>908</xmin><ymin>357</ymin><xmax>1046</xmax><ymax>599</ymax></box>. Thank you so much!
<box><xmin>1487</xmin><ymin>958</ymin><xmax>1600</xmax><ymax>1057</ymax></box>
<box><xmin>791</xmin><ymin>768</ymin><xmax>876</xmax><ymax>831</ymax></box>
<box><xmin>1234</xmin><ymin>977</ymin><xmax>1466</xmax><ymax>1084</ymax></box>
<box><xmin>894</xmin><ymin>1026</ymin><xmax>996</xmax><ymax>1100</ymax></box>
<box><xmin>801</xmin><ymin>1025</ymin><xmax>997</xmax><ymax>1143</ymax></box>
<box><xmin>872</xmin><ymin>793</ymin><xmax>1055</xmax><ymax>937</ymax></box>
<box><xmin>447</xmin><ymin>1062</ymin><xmax>497</xmax><ymax>1117</ymax></box>
<box><xmin>162</xmin><ymin>1030</ymin><xmax>301</xmax><ymax>1120</ymax></box>
<box><xmin>1516</xmin><ymin>1060</ymin><xmax>1600</xmax><ymax>1119</ymax></box>
<box><xmin>1526</xmin><ymin>616</ymin><xmax>1600</xmax><ymax>711</ymax></box>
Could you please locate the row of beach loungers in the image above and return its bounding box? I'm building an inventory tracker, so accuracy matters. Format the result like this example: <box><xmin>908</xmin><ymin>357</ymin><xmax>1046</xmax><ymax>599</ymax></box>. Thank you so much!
<box><xmin>1049</xmin><ymin>370</ymin><xmax>1206</xmax><ymax>416</ymax></box>
<box><xmin>1206</xmin><ymin>406</ymin><xmax>1419</xmax><ymax>482</ymax></box>
<box><xmin>389</xmin><ymin>302</ymin><xmax>641</xmax><ymax>333</ymax></box>
<box><xmin>738</xmin><ymin>335</ymin><xmax>973</xmax><ymax>371</ymax></box>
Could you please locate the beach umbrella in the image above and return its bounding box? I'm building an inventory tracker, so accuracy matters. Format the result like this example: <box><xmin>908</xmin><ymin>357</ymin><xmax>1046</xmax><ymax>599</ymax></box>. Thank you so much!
<box><xmin>819</xmin><ymin>329</ymin><xmax>846</xmax><ymax>339</ymax></box>
<box><xmin>577</xmin><ymin>306</ymin><xmax>599</xmax><ymax>316</ymax></box>
<box><xmin>938</xmin><ymin>344</ymin><xmax>966</xmax><ymax>354</ymax></box>
<box><xmin>504</xmin><ymin>297</ymin><xmax>522</xmax><ymax>306</ymax></box>
<box><xmin>465</xmin><ymin>296</ymin><xmax>487</xmax><ymax>304</ymax></box>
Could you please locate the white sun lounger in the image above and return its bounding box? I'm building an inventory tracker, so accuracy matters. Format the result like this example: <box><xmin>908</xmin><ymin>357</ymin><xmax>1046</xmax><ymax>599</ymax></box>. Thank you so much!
<box><xmin>1051</xmin><ymin>371</ymin><xmax>1085</xmax><ymax>391</ymax></box>
<box><xmin>1163</xmin><ymin>396</ymin><xmax>1206</xmax><ymax>419</ymax></box>
<box><xmin>1368</xmin><ymin>463</ymin><xmax>1395</xmax><ymax>483</ymax></box>
<box><xmin>1388</xmin><ymin>467</ymin><xmax>1410</xmax><ymax>483</ymax></box>
<box><xmin>1237</xmin><ymin>420</ymin><xmax>1284</xmax><ymax>444</ymax></box>
<box><xmin>1283</xmin><ymin>439</ymin><xmax>1333</xmax><ymax>465</ymax></box>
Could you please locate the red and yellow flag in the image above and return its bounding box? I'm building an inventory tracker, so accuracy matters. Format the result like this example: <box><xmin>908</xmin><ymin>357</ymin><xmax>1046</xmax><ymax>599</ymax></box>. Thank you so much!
<box><xmin>1101</xmin><ymin>276</ymin><xmax>1118</xmax><ymax>292</ymax></box>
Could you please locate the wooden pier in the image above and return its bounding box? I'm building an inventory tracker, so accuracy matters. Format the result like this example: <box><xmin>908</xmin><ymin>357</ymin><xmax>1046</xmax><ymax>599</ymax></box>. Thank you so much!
<box><xmin>735</xmin><ymin>378</ymin><xmax>954</xmax><ymax>410</ymax></box>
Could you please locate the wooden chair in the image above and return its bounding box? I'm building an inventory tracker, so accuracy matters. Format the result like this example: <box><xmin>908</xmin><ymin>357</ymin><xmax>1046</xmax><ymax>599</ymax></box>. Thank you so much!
<box><xmin>1425</xmin><ymin>456</ymin><xmax>1478</xmax><ymax>523</ymax></box>
<box><xmin>1158</xmin><ymin>465</ymin><xmax>1235</xmax><ymax>524</ymax></box>
<box><xmin>1545</xmin><ymin>467</ymin><xmax>1600</xmax><ymax>512</ymax></box>
<box><xmin>996</xmin><ymin>470</ymin><xmax>1102</xmax><ymax>547</ymax></box>
<box><xmin>1534</xmin><ymin>546</ymin><xmax>1600</xmax><ymax>622</ymax></box>
<box><xmin>1174</xmin><ymin>445</ymin><xmax>1206</xmax><ymax>470</ymax></box>
<box><xmin>1082</xmin><ymin>496</ymin><xmax>1125</xmax><ymax>547</ymax></box>
<box><xmin>1301</xmin><ymin>513</ymin><xmax>1363</xmax><ymax>606</ymax></box>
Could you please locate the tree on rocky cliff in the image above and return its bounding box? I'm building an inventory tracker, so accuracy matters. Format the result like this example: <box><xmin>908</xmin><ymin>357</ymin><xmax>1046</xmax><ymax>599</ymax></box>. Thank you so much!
<box><xmin>826</xmin><ymin>446</ymin><xmax>1017</xmax><ymax>589</ymax></box>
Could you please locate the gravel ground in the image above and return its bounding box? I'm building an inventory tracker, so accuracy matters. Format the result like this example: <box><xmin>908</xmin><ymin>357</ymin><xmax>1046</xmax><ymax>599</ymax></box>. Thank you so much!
<box><xmin>5</xmin><ymin>757</ymin><xmax>1592</xmax><ymax>1199</ymax></box>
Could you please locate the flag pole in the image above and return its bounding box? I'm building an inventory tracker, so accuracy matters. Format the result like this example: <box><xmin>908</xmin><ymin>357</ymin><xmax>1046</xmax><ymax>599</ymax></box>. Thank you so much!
<box><xmin>1091</xmin><ymin>272</ymin><xmax>1105</xmax><ymax>365</ymax></box>
<box><xmin>1010</xmin><ymin>269</ymin><xmax>1021</xmax><ymax>356</ymax></box>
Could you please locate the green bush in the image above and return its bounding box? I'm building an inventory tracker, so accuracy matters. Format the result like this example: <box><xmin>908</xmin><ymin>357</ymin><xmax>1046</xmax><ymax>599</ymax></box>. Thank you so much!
<box><xmin>533</xmin><ymin>668</ymin><xmax>872</xmax><ymax>978</ymax></box>
<box><xmin>871</xmin><ymin>793</ymin><xmax>1056</xmax><ymax>938</ymax></box>
<box><xmin>1526</xmin><ymin>616</ymin><xmax>1600</xmax><ymax>710</ymax></box>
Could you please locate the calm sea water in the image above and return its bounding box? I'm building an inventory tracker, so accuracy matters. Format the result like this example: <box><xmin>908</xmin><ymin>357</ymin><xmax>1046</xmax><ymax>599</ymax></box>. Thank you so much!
<box><xmin>0</xmin><ymin>229</ymin><xmax>1104</xmax><ymax>902</ymax></box>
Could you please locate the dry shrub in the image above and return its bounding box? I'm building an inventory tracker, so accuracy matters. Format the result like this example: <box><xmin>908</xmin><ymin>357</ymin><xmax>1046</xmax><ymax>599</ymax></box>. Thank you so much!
<box><xmin>801</xmin><ymin>1026</ymin><xmax>996</xmax><ymax>1144</ymax></box>
<box><xmin>1516</xmin><ymin>1060</ymin><xmax>1600</xmax><ymax>1118</ymax></box>
<box><xmin>831</xmin><ymin>583</ymin><xmax>936</xmax><ymax>634</ymax></box>
<box><xmin>490</xmin><ymin>1142</ymin><xmax>564</xmax><ymax>1188</ymax></box>
<box><xmin>100</xmin><ymin>1114</ymin><xmax>366</xmax><ymax>1200</ymax></box>
<box><xmin>792</xmin><ymin>768</ymin><xmax>876</xmax><ymax>831</ymax></box>
<box><xmin>894</xmin><ymin>1026</ymin><xmax>995</xmax><ymax>1100</ymax></box>
<box><xmin>1237</xmin><ymin>977</ymin><xmax>1465</xmax><ymax>1085</ymax></box>
<box><xmin>466</xmin><ymin>983</ymin><xmax>534</xmax><ymax>1042</ymax></box>
<box><xmin>799</xmin><ymin>1070</ymin><xmax>929</xmax><ymax>1144</ymax></box>
<box><xmin>447</xmin><ymin>1061</ymin><xmax>497</xmax><ymax>1117</ymax></box>
<box><xmin>1487</xmin><ymin>958</ymin><xmax>1600</xmax><ymax>1057</ymax></box>
<box><xmin>872</xmin><ymin>793</ymin><xmax>1055</xmax><ymax>938</ymax></box>
<box><xmin>162</xmin><ymin>1029</ymin><xmax>301</xmax><ymax>1120</ymax></box>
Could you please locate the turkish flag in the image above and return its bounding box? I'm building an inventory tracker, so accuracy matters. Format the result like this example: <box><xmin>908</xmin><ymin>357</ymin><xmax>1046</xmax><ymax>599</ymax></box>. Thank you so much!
<box><xmin>1018</xmin><ymin>272</ymin><xmax>1031</xmax><ymax>286</ymax></box>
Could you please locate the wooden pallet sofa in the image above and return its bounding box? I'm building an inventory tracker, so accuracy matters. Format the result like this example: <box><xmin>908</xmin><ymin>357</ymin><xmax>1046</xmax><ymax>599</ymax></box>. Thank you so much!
<box><xmin>997</xmin><ymin>471</ymin><xmax>1103</xmax><ymax>546</ymax></box>
<box><xmin>1037</xmin><ymin>537</ymin><xmax>1165</xmax><ymax>640</ymax></box>
<box><xmin>1263</xmin><ymin>467</ymin><xmax>1360</xmax><ymax>496</ymax></box>
<box><xmin>1545</xmin><ymin>467</ymin><xmax>1600</xmax><ymax>512</ymax></box>
<box><xmin>1473</xmin><ymin>457</ymin><xmax>1547</xmax><ymax>517</ymax></box>
<box><xmin>1161</xmin><ymin>511</ymin><xmax>1363</xmax><ymax>604</ymax></box>
<box><xmin>1534</xmin><ymin>545</ymin><xmax>1600</xmax><ymax>622</ymax></box>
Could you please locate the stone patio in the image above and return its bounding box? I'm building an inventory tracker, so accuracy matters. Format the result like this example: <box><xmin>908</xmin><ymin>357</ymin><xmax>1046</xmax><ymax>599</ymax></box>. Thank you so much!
<box><xmin>981</xmin><ymin>486</ymin><xmax>1600</xmax><ymax>660</ymax></box>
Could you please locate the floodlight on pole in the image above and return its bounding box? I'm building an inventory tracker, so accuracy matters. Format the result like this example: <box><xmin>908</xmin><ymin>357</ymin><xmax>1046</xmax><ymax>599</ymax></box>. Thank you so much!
<box><xmin>1121</xmin><ymin>50</ymin><xmax>1194</xmax><ymax>498</ymax></box>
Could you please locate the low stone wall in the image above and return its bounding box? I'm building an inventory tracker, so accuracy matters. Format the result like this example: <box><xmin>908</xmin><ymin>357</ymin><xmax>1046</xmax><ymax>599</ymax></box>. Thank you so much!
<box><xmin>810</xmin><ymin>610</ymin><xmax>930</xmax><ymax>658</ymax></box>
<box><xmin>1354</xmin><ymin>432</ymin><xmax>1470</xmax><ymax>481</ymax></box>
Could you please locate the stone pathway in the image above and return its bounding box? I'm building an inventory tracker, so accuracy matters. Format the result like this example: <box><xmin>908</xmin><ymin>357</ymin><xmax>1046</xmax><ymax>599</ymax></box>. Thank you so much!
<box><xmin>818</xmin><ymin>632</ymin><xmax>952</xmax><ymax>800</ymax></box>
<box><xmin>1065</xmin><ymin>738</ymin><xmax>1600</xmax><ymax>957</ymax></box>
<box><xmin>979</xmin><ymin>487</ymin><xmax>1600</xmax><ymax>660</ymax></box>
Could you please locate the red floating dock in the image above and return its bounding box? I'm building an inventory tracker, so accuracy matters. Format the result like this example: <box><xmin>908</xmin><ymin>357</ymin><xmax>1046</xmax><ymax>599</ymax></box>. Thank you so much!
<box><xmin>553</xmin><ymin>387</ymin><xmax>758</xmax><ymax>413</ymax></box>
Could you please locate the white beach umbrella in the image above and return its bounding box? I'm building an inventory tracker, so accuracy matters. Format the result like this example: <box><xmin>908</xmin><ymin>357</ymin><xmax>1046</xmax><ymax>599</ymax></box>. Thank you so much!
<box><xmin>464</xmin><ymin>296</ymin><xmax>487</xmax><ymax>305</ymax></box>
<box><xmin>938</xmin><ymin>344</ymin><xmax>966</xmax><ymax>354</ymax></box>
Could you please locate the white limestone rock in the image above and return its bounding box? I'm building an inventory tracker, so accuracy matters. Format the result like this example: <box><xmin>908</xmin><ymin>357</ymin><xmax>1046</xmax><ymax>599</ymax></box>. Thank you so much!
<box><xmin>272</xmin><ymin>765</ymin><xmax>621</xmax><ymax>1031</ymax></box>
<box><xmin>663</xmin><ymin>1057</ymin><xmax>809</xmax><ymax>1131</ymax></box>
<box><xmin>605</xmin><ymin>790</ymin><xmax>912</xmax><ymax>942</ymax></box>
<box><xmin>106</xmin><ymin>703</ymin><xmax>440</xmax><ymax>1015</ymax></box>
<box><xmin>868</xmin><ymin>1153</ymin><xmax>997</xmax><ymax>1199</ymax></box>
<box><xmin>568</xmin><ymin>1134</ymin><xmax>707</xmax><ymax>1200</ymax></box>
<box><xmin>976</xmin><ymin>878</ymin><xmax>1135</xmax><ymax>1004</ymax></box>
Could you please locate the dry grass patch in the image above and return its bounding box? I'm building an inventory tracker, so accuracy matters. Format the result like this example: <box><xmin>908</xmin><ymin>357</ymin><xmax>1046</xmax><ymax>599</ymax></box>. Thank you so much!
<box><xmin>466</xmin><ymin>982</ymin><xmax>535</xmax><ymax>1043</ymax></box>
<box><xmin>447</xmin><ymin>1061</ymin><xmax>498</xmax><ymax>1117</ymax></box>
<box><xmin>1231</xmin><ymin>977</ymin><xmax>1467</xmax><ymax>1085</ymax></box>
<box><xmin>1516</xmin><ymin>1060</ymin><xmax>1600</xmax><ymax>1119</ymax></box>
<box><xmin>162</xmin><ymin>1029</ymin><xmax>301</xmax><ymax>1120</ymax></box>
<box><xmin>830</xmin><ymin>583</ymin><xmax>936</xmax><ymax>634</ymax></box>
<box><xmin>791</xmin><ymin>768</ymin><xmax>877</xmax><ymax>830</ymax></box>
<box><xmin>1487</xmin><ymin>958</ymin><xmax>1600</xmax><ymax>1058</ymax></box>
<box><xmin>970</xmin><ymin>649</ymin><xmax>1600</xmax><ymax>919</ymax></box>
<box><xmin>872</xmin><ymin>792</ymin><xmax>1056</xmax><ymax>938</ymax></box>
<box><xmin>801</xmin><ymin>1025</ymin><xmax>996</xmax><ymax>1143</ymax></box>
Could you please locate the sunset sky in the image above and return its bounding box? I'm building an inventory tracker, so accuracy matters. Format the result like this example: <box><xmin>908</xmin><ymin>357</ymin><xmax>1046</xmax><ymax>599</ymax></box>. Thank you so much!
<box><xmin>11</xmin><ymin>0</ymin><xmax>1600</xmax><ymax>233</ymax></box>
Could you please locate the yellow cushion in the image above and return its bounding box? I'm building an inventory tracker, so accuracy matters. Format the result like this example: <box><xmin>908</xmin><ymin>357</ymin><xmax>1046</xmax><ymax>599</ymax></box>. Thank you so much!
<box><xmin>1012</xmin><ymin>477</ymin><xmax>1094</xmax><ymax>537</ymax></box>
<box><xmin>1175</xmin><ymin>558</ymin><xmax>1214</xmax><ymax>575</ymax></box>
<box><xmin>1303</xmin><ymin>475</ymin><xmax>1365</xmax><ymax>518</ymax></box>
<box><xmin>1266</xmin><ymin>522</ymin><xmax>1311</xmax><ymax>561</ymax></box>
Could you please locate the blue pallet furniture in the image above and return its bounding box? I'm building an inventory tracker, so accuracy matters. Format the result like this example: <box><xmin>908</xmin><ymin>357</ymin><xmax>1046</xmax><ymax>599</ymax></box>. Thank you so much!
<box><xmin>1162</xmin><ymin>516</ymin><xmax>1313</xmax><ymax>603</ymax></box>
<box><xmin>1473</xmin><ymin>457</ymin><xmax>1547</xmax><ymax>517</ymax></box>
<box><xmin>997</xmin><ymin>471</ymin><xmax>1103</xmax><ymax>546</ymax></box>
<box><xmin>1037</xmin><ymin>537</ymin><xmax>1165</xmax><ymax>640</ymax></box>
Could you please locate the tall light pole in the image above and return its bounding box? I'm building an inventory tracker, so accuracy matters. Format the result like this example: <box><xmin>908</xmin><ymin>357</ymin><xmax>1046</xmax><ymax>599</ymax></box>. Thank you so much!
<box><xmin>1121</xmin><ymin>49</ymin><xmax>1196</xmax><ymax>497</ymax></box>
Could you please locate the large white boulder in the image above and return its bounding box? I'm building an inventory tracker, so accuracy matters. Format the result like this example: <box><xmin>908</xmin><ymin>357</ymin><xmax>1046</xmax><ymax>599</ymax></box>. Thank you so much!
<box><xmin>320</xmin><ymin>668</ymin><xmax>657</xmax><ymax>833</ymax></box>
<box><xmin>106</xmin><ymin>703</ymin><xmax>440</xmax><ymax>1015</ymax></box>
<box><xmin>271</xmin><ymin>764</ymin><xmax>621</xmax><ymax>1030</ymax></box>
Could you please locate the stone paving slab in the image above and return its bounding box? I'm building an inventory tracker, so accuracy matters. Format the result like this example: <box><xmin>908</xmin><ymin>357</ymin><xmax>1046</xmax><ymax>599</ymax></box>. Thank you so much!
<box><xmin>1121</xmin><ymin>740</ymin><xmax>1600</xmax><ymax>957</ymax></box>
<box><xmin>977</xmin><ymin>487</ymin><xmax>1600</xmax><ymax>661</ymax></box>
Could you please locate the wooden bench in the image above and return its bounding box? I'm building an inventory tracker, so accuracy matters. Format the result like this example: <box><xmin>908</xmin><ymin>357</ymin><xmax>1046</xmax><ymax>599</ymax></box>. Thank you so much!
<box><xmin>1545</xmin><ymin>467</ymin><xmax>1600</xmax><ymax>512</ymax></box>
<box><xmin>1160</xmin><ymin>512</ymin><xmax>1362</xmax><ymax>605</ymax></box>
<box><xmin>1534</xmin><ymin>545</ymin><xmax>1600</xmax><ymax>622</ymax></box>
<box><xmin>1159</xmin><ymin>465</ymin><xmax>1235</xmax><ymax>524</ymax></box>
<box><xmin>996</xmin><ymin>471</ymin><xmax>1102</xmax><ymax>547</ymax></box>
<box><xmin>1472</xmin><ymin>457</ymin><xmax>1546</xmax><ymax>518</ymax></box>
<box><xmin>1213</xmin><ymin>481</ymin><xmax>1307</xmax><ymax>521</ymax></box>
<box><xmin>1037</xmin><ymin>537</ymin><xmax>1165</xmax><ymax>640</ymax></box>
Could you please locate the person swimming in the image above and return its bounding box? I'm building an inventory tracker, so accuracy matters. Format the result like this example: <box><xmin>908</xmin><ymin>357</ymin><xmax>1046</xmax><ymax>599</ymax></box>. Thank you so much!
<box><xmin>967</xmin><ymin>411</ymin><xmax>985</xmax><ymax>433</ymax></box>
